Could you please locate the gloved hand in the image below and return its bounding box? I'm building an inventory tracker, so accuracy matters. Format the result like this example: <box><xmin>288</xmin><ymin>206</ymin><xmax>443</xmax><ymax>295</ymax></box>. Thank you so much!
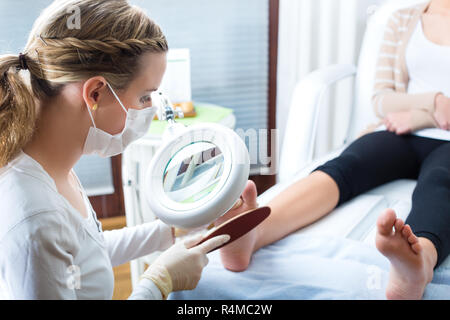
<box><xmin>140</xmin><ymin>233</ymin><xmax>230</xmax><ymax>299</ymax></box>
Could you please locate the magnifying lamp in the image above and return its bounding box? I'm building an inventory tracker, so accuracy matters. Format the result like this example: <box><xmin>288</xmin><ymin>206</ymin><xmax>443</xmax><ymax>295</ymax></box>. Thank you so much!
<box><xmin>144</xmin><ymin>92</ymin><xmax>251</xmax><ymax>229</ymax></box>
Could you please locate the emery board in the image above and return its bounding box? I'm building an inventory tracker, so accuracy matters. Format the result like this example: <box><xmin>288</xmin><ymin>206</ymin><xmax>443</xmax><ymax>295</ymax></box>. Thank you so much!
<box><xmin>196</xmin><ymin>206</ymin><xmax>271</xmax><ymax>253</ymax></box>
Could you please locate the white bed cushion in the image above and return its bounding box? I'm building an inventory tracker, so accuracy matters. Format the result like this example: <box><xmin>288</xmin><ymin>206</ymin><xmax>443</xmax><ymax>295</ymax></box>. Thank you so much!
<box><xmin>169</xmin><ymin>234</ymin><xmax>449</xmax><ymax>300</ymax></box>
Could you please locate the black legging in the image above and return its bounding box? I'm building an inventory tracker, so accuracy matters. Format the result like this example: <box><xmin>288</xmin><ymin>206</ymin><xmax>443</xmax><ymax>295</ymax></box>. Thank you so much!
<box><xmin>313</xmin><ymin>131</ymin><xmax>450</xmax><ymax>268</ymax></box>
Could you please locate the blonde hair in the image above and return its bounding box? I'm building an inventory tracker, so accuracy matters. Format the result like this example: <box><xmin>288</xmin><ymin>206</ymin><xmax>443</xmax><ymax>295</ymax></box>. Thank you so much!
<box><xmin>0</xmin><ymin>0</ymin><xmax>168</xmax><ymax>166</ymax></box>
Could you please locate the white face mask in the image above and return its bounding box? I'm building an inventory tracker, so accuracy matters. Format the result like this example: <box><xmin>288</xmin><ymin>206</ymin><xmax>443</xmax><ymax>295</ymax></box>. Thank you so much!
<box><xmin>82</xmin><ymin>83</ymin><xmax>157</xmax><ymax>157</ymax></box>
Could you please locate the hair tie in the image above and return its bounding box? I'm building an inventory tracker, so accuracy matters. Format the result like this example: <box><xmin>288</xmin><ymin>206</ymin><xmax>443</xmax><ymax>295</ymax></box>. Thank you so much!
<box><xmin>18</xmin><ymin>53</ymin><xmax>28</xmax><ymax>71</ymax></box>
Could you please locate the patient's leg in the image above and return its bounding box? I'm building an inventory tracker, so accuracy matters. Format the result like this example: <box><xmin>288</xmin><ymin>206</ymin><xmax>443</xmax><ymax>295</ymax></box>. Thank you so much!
<box><xmin>375</xmin><ymin>209</ymin><xmax>436</xmax><ymax>300</ymax></box>
<box><xmin>218</xmin><ymin>131</ymin><xmax>420</xmax><ymax>271</ymax></box>
<box><xmin>217</xmin><ymin>171</ymin><xmax>340</xmax><ymax>271</ymax></box>
<box><xmin>377</xmin><ymin>143</ymin><xmax>450</xmax><ymax>299</ymax></box>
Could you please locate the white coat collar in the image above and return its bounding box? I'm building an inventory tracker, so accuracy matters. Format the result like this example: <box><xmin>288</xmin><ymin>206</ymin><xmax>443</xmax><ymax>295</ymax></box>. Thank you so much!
<box><xmin>2</xmin><ymin>149</ymin><xmax>59</xmax><ymax>193</ymax></box>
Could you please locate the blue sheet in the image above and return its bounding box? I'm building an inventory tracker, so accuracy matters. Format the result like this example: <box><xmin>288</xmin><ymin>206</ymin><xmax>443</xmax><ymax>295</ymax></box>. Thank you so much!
<box><xmin>169</xmin><ymin>233</ymin><xmax>450</xmax><ymax>300</ymax></box>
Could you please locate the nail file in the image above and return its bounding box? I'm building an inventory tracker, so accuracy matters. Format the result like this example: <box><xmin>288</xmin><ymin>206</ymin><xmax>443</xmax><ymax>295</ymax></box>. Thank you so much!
<box><xmin>196</xmin><ymin>206</ymin><xmax>271</xmax><ymax>253</ymax></box>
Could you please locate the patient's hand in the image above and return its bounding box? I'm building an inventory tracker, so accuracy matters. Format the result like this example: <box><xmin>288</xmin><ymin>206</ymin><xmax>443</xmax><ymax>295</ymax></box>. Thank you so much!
<box><xmin>434</xmin><ymin>94</ymin><xmax>450</xmax><ymax>131</ymax></box>
<box><xmin>384</xmin><ymin>110</ymin><xmax>414</xmax><ymax>135</ymax></box>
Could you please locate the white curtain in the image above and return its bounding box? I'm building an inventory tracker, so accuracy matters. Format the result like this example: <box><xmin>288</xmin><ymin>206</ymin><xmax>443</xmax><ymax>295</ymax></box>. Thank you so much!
<box><xmin>276</xmin><ymin>0</ymin><xmax>387</xmax><ymax>159</ymax></box>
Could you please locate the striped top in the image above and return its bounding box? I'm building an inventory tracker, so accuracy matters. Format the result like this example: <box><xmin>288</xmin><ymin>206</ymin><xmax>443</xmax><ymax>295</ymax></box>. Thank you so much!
<box><xmin>371</xmin><ymin>1</ymin><xmax>441</xmax><ymax>131</ymax></box>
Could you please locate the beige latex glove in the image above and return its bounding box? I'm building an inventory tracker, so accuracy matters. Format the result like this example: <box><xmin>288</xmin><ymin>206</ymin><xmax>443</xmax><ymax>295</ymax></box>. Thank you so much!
<box><xmin>140</xmin><ymin>233</ymin><xmax>230</xmax><ymax>299</ymax></box>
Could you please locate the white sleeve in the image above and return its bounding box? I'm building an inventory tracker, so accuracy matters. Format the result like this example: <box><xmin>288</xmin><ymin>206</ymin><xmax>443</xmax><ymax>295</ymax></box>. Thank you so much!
<box><xmin>101</xmin><ymin>219</ymin><xmax>174</xmax><ymax>267</ymax></box>
<box><xmin>0</xmin><ymin>211</ymin><xmax>81</xmax><ymax>299</ymax></box>
<box><xmin>128</xmin><ymin>278</ymin><xmax>163</xmax><ymax>300</ymax></box>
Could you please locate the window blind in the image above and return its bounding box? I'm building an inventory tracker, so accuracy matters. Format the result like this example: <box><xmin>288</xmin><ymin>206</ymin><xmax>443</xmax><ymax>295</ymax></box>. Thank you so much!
<box><xmin>131</xmin><ymin>0</ymin><xmax>270</xmax><ymax>133</ymax></box>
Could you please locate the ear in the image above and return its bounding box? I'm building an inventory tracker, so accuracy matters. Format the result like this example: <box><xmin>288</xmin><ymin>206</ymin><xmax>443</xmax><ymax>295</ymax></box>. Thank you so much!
<box><xmin>81</xmin><ymin>76</ymin><xmax>108</xmax><ymax>110</ymax></box>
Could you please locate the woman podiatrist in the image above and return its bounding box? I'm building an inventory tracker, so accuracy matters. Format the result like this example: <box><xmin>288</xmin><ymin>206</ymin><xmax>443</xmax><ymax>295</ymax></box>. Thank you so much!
<box><xmin>0</xmin><ymin>0</ymin><xmax>238</xmax><ymax>299</ymax></box>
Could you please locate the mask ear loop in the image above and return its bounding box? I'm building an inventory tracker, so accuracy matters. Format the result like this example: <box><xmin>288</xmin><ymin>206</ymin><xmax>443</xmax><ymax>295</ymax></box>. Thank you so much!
<box><xmin>106</xmin><ymin>82</ymin><xmax>128</xmax><ymax>114</ymax></box>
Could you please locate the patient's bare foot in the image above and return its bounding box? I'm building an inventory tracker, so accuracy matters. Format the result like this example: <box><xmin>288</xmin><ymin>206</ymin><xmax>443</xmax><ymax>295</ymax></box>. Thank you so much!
<box><xmin>214</xmin><ymin>180</ymin><xmax>259</xmax><ymax>272</ymax></box>
<box><xmin>375</xmin><ymin>209</ymin><xmax>435</xmax><ymax>300</ymax></box>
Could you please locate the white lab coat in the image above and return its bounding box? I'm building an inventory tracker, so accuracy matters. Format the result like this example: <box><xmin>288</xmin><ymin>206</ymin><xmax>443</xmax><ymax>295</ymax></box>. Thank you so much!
<box><xmin>0</xmin><ymin>150</ymin><xmax>173</xmax><ymax>299</ymax></box>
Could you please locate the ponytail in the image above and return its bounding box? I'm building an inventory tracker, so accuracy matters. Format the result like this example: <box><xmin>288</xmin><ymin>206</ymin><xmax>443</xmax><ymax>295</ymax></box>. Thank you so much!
<box><xmin>0</xmin><ymin>54</ymin><xmax>37</xmax><ymax>167</ymax></box>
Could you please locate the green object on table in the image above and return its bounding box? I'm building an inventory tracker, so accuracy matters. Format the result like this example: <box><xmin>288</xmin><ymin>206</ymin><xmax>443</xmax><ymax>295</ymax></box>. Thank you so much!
<box><xmin>148</xmin><ymin>103</ymin><xmax>233</xmax><ymax>135</ymax></box>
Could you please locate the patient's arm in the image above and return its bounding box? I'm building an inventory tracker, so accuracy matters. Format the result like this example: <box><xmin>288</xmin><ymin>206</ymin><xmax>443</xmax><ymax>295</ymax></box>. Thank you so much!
<box><xmin>373</xmin><ymin>92</ymin><xmax>441</xmax><ymax>119</ymax></box>
<box><xmin>434</xmin><ymin>93</ymin><xmax>450</xmax><ymax>130</ymax></box>
<box><xmin>382</xmin><ymin>92</ymin><xmax>450</xmax><ymax>134</ymax></box>
<box><xmin>384</xmin><ymin>109</ymin><xmax>439</xmax><ymax>135</ymax></box>
<box><xmin>370</xmin><ymin>10</ymin><xmax>441</xmax><ymax>125</ymax></box>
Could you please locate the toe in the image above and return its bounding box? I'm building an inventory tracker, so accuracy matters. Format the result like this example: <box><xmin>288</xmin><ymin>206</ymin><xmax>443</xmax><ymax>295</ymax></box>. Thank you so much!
<box><xmin>241</xmin><ymin>180</ymin><xmax>258</xmax><ymax>208</ymax></box>
<box><xmin>404</xmin><ymin>225</ymin><xmax>418</xmax><ymax>245</ymax></box>
<box><xmin>402</xmin><ymin>225</ymin><xmax>413</xmax><ymax>241</ymax></box>
<box><xmin>408</xmin><ymin>233</ymin><xmax>418</xmax><ymax>245</ymax></box>
<box><xmin>411</xmin><ymin>242</ymin><xmax>422</xmax><ymax>254</ymax></box>
<box><xmin>215</xmin><ymin>180</ymin><xmax>258</xmax><ymax>226</ymax></box>
<box><xmin>394</xmin><ymin>219</ymin><xmax>404</xmax><ymax>233</ymax></box>
<box><xmin>377</xmin><ymin>209</ymin><xmax>397</xmax><ymax>236</ymax></box>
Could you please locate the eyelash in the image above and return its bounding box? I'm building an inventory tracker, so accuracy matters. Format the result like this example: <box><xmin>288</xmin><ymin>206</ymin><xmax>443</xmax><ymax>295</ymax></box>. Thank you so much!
<box><xmin>140</xmin><ymin>95</ymin><xmax>152</xmax><ymax>105</ymax></box>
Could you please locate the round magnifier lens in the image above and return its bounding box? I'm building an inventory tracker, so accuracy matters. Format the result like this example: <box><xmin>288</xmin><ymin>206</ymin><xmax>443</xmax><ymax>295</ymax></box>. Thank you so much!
<box><xmin>145</xmin><ymin>123</ymin><xmax>250</xmax><ymax>229</ymax></box>
<box><xmin>163</xmin><ymin>142</ymin><xmax>224</xmax><ymax>204</ymax></box>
